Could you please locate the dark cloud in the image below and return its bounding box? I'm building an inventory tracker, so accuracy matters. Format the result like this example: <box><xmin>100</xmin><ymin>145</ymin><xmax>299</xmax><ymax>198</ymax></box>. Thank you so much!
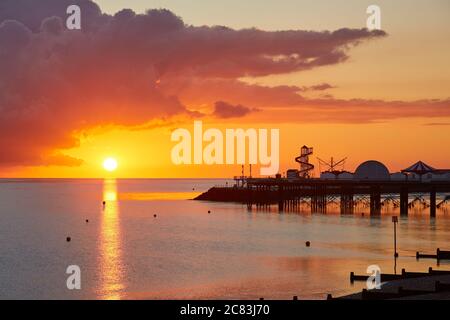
<box><xmin>423</xmin><ymin>122</ymin><xmax>450</xmax><ymax>126</ymax></box>
<box><xmin>308</xmin><ymin>83</ymin><xmax>335</xmax><ymax>91</ymax></box>
<box><xmin>0</xmin><ymin>0</ymin><xmax>388</xmax><ymax>166</ymax></box>
<box><xmin>296</xmin><ymin>83</ymin><xmax>335</xmax><ymax>92</ymax></box>
<box><xmin>40</xmin><ymin>16</ymin><xmax>64</xmax><ymax>35</ymax></box>
<box><xmin>164</xmin><ymin>77</ymin><xmax>450</xmax><ymax>123</ymax></box>
<box><xmin>213</xmin><ymin>101</ymin><xmax>258</xmax><ymax>118</ymax></box>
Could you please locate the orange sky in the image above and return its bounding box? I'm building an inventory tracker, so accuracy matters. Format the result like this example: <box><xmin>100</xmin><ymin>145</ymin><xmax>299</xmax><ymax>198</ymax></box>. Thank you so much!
<box><xmin>7</xmin><ymin>117</ymin><xmax>450</xmax><ymax>178</ymax></box>
<box><xmin>0</xmin><ymin>0</ymin><xmax>449</xmax><ymax>178</ymax></box>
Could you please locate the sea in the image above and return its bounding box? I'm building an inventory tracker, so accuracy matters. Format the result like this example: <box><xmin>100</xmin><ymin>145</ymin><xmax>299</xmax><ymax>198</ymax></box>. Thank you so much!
<box><xmin>0</xmin><ymin>178</ymin><xmax>449</xmax><ymax>299</ymax></box>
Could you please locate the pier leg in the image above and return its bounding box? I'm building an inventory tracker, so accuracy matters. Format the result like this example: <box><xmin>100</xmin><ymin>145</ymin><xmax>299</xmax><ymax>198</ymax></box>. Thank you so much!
<box><xmin>400</xmin><ymin>188</ymin><xmax>408</xmax><ymax>216</ymax></box>
<box><xmin>430</xmin><ymin>188</ymin><xmax>436</xmax><ymax>218</ymax></box>
<box><xmin>278</xmin><ymin>184</ymin><xmax>284</xmax><ymax>212</ymax></box>
<box><xmin>314</xmin><ymin>186</ymin><xmax>327</xmax><ymax>214</ymax></box>
<box><xmin>311</xmin><ymin>186</ymin><xmax>318</xmax><ymax>213</ymax></box>
<box><xmin>247</xmin><ymin>183</ymin><xmax>253</xmax><ymax>211</ymax></box>
<box><xmin>340</xmin><ymin>194</ymin><xmax>346</xmax><ymax>214</ymax></box>
<box><xmin>340</xmin><ymin>187</ymin><xmax>354</xmax><ymax>215</ymax></box>
<box><xmin>278</xmin><ymin>201</ymin><xmax>284</xmax><ymax>212</ymax></box>
<box><xmin>319</xmin><ymin>187</ymin><xmax>327</xmax><ymax>213</ymax></box>
<box><xmin>370</xmin><ymin>187</ymin><xmax>381</xmax><ymax>215</ymax></box>
<box><xmin>348</xmin><ymin>193</ymin><xmax>354</xmax><ymax>214</ymax></box>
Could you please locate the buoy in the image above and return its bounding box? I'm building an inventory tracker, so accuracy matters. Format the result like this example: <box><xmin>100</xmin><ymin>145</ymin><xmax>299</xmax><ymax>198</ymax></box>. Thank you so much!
<box><xmin>85</xmin><ymin>219</ymin><xmax>89</xmax><ymax>223</ymax></box>
<box><xmin>66</xmin><ymin>237</ymin><xmax>71</xmax><ymax>242</ymax></box>
<box><xmin>305</xmin><ymin>241</ymin><xmax>310</xmax><ymax>247</ymax></box>
<box><xmin>208</xmin><ymin>210</ymin><xmax>211</xmax><ymax>214</ymax></box>
<box><xmin>154</xmin><ymin>214</ymin><xmax>157</xmax><ymax>218</ymax></box>
<box><xmin>102</xmin><ymin>201</ymin><xmax>106</xmax><ymax>205</ymax></box>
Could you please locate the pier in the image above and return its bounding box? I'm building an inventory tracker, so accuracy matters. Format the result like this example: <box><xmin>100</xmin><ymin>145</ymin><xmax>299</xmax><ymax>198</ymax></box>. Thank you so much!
<box><xmin>195</xmin><ymin>178</ymin><xmax>450</xmax><ymax>216</ymax></box>
<box><xmin>195</xmin><ymin>149</ymin><xmax>450</xmax><ymax>216</ymax></box>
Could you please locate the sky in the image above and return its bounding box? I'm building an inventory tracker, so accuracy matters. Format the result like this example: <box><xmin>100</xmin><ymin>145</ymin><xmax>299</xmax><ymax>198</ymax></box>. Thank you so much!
<box><xmin>0</xmin><ymin>0</ymin><xmax>449</xmax><ymax>178</ymax></box>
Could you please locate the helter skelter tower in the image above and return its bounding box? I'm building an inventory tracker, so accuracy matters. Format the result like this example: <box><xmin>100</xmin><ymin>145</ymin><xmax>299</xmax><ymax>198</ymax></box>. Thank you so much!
<box><xmin>295</xmin><ymin>145</ymin><xmax>314</xmax><ymax>178</ymax></box>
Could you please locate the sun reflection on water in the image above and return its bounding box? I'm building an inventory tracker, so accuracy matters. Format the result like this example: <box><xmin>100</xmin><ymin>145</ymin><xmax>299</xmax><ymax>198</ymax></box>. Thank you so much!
<box><xmin>98</xmin><ymin>179</ymin><xmax>124</xmax><ymax>299</ymax></box>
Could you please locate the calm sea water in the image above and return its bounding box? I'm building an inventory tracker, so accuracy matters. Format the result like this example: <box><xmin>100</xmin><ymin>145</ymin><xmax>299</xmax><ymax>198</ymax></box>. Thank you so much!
<box><xmin>0</xmin><ymin>178</ymin><xmax>449</xmax><ymax>300</ymax></box>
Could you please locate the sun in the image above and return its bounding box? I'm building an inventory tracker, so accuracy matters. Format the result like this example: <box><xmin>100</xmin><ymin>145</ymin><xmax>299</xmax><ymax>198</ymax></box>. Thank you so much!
<box><xmin>103</xmin><ymin>157</ymin><xmax>118</xmax><ymax>172</ymax></box>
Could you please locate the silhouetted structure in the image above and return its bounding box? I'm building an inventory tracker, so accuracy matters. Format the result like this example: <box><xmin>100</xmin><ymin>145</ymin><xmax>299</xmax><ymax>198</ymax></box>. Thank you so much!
<box><xmin>197</xmin><ymin>161</ymin><xmax>450</xmax><ymax>216</ymax></box>
<box><xmin>196</xmin><ymin>177</ymin><xmax>450</xmax><ymax>216</ymax></box>
<box><xmin>295</xmin><ymin>145</ymin><xmax>314</xmax><ymax>178</ymax></box>
<box><xmin>198</xmin><ymin>153</ymin><xmax>450</xmax><ymax>216</ymax></box>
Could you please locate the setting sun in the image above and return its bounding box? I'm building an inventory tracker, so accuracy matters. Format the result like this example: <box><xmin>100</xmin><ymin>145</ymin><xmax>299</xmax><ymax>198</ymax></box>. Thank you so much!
<box><xmin>103</xmin><ymin>157</ymin><xmax>118</xmax><ymax>172</ymax></box>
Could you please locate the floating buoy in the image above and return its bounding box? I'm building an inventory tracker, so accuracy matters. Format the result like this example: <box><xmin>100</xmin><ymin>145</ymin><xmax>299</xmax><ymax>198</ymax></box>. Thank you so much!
<box><xmin>305</xmin><ymin>241</ymin><xmax>310</xmax><ymax>247</ymax></box>
<box><xmin>66</xmin><ymin>237</ymin><xmax>71</xmax><ymax>242</ymax></box>
<box><xmin>208</xmin><ymin>210</ymin><xmax>211</xmax><ymax>214</ymax></box>
<box><xmin>85</xmin><ymin>219</ymin><xmax>89</xmax><ymax>223</ymax></box>
<box><xmin>154</xmin><ymin>214</ymin><xmax>157</xmax><ymax>218</ymax></box>
<box><xmin>102</xmin><ymin>201</ymin><xmax>106</xmax><ymax>205</ymax></box>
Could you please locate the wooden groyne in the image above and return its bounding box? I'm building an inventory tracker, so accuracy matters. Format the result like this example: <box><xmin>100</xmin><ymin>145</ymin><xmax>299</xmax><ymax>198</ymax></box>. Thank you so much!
<box><xmin>416</xmin><ymin>248</ymin><xmax>450</xmax><ymax>261</ymax></box>
<box><xmin>349</xmin><ymin>267</ymin><xmax>450</xmax><ymax>283</ymax></box>
<box><xmin>329</xmin><ymin>269</ymin><xmax>450</xmax><ymax>300</ymax></box>
<box><xmin>329</xmin><ymin>280</ymin><xmax>450</xmax><ymax>300</ymax></box>
<box><xmin>194</xmin><ymin>178</ymin><xmax>450</xmax><ymax>216</ymax></box>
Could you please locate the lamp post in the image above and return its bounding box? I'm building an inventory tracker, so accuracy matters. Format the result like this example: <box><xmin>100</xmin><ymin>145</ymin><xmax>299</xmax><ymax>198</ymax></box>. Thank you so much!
<box><xmin>392</xmin><ymin>216</ymin><xmax>399</xmax><ymax>258</ymax></box>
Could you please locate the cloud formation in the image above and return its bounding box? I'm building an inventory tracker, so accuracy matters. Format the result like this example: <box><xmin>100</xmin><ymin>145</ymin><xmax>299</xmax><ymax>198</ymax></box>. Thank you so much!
<box><xmin>423</xmin><ymin>122</ymin><xmax>450</xmax><ymax>126</ymax></box>
<box><xmin>306</xmin><ymin>83</ymin><xmax>335</xmax><ymax>91</ymax></box>
<box><xmin>161</xmin><ymin>77</ymin><xmax>450</xmax><ymax>122</ymax></box>
<box><xmin>213</xmin><ymin>101</ymin><xmax>258</xmax><ymax>118</ymax></box>
<box><xmin>2</xmin><ymin>0</ymin><xmax>443</xmax><ymax>167</ymax></box>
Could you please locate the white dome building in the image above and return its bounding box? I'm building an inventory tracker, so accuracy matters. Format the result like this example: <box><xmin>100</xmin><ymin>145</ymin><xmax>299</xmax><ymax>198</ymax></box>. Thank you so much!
<box><xmin>354</xmin><ymin>160</ymin><xmax>390</xmax><ymax>181</ymax></box>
